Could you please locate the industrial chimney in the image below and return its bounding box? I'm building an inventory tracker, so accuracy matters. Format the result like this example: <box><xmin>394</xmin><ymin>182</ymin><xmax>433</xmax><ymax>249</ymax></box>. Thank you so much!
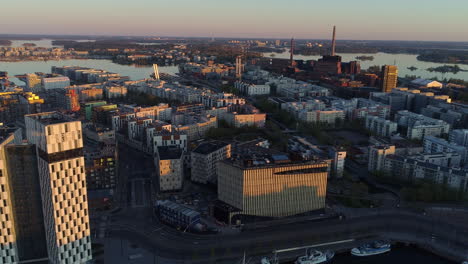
<box><xmin>290</xmin><ymin>38</ymin><xmax>295</xmax><ymax>67</ymax></box>
<box><xmin>331</xmin><ymin>26</ymin><xmax>337</xmax><ymax>56</ymax></box>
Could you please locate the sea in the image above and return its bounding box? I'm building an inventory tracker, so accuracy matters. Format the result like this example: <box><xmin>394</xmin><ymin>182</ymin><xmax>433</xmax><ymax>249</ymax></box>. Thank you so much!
<box><xmin>293</xmin><ymin>245</ymin><xmax>458</xmax><ymax>264</ymax></box>
<box><xmin>264</xmin><ymin>50</ymin><xmax>468</xmax><ymax>82</ymax></box>
<box><xmin>0</xmin><ymin>39</ymin><xmax>178</xmax><ymax>85</ymax></box>
<box><xmin>1</xmin><ymin>40</ymin><xmax>468</xmax><ymax>83</ymax></box>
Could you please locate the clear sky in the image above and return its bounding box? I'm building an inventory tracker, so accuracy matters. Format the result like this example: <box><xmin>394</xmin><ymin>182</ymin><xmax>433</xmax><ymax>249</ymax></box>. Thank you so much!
<box><xmin>2</xmin><ymin>0</ymin><xmax>468</xmax><ymax>41</ymax></box>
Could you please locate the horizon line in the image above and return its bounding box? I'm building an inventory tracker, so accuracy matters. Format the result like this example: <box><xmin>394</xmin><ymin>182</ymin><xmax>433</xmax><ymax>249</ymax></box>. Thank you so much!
<box><xmin>1</xmin><ymin>33</ymin><xmax>468</xmax><ymax>44</ymax></box>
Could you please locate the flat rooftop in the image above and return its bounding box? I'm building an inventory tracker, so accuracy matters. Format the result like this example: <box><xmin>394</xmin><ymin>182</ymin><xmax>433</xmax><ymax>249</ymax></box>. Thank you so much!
<box><xmin>0</xmin><ymin>126</ymin><xmax>18</xmax><ymax>144</ymax></box>
<box><xmin>158</xmin><ymin>146</ymin><xmax>183</xmax><ymax>160</ymax></box>
<box><xmin>193</xmin><ymin>141</ymin><xmax>229</xmax><ymax>155</ymax></box>
<box><xmin>26</xmin><ymin>112</ymin><xmax>72</xmax><ymax>125</ymax></box>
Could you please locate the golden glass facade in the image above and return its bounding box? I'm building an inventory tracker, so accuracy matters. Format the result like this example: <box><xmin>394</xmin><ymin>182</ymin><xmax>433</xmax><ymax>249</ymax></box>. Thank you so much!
<box><xmin>218</xmin><ymin>161</ymin><xmax>328</xmax><ymax>218</ymax></box>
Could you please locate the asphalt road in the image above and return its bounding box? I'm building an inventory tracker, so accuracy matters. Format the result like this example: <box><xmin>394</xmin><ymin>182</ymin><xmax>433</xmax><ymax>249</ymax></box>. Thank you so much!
<box><xmin>106</xmin><ymin>208</ymin><xmax>468</xmax><ymax>263</ymax></box>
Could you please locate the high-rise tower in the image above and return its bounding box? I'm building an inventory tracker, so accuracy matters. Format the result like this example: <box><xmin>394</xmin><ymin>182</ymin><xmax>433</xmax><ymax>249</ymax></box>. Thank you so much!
<box><xmin>235</xmin><ymin>56</ymin><xmax>243</xmax><ymax>81</ymax></box>
<box><xmin>381</xmin><ymin>65</ymin><xmax>398</xmax><ymax>93</ymax></box>
<box><xmin>0</xmin><ymin>128</ymin><xmax>21</xmax><ymax>264</ymax></box>
<box><xmin>5</xmin><ymin>144</ymin><xmax>48</xmax><ymax>263</ymax></box>
<box><xmin>25</xmin><ymin>112</ymin><xmax>92</xmax><ymax>264</ymax></box>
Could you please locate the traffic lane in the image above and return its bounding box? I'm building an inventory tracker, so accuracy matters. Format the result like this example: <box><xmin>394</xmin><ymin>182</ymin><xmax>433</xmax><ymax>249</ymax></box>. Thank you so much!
<box><xmin>108</xmin><ymin>213</ymin><xmax>468</xmax><ymax>259</ymax></box>
<box><xmin>113</xmin><ymin>210</ymin><xmax>468</xmax><ymax>243</ymax></box>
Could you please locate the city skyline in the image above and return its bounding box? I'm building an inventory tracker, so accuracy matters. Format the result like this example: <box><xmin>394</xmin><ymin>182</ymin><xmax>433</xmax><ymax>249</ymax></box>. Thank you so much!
<box><xmin>2</xmin><ymin>0</ymin><xmax>468</xmax><ymax>41</ymax></box>
<box><xmin>0</xmin><ymin>1</ymin><xmax>467</xmax><ymax>262</ymax></box>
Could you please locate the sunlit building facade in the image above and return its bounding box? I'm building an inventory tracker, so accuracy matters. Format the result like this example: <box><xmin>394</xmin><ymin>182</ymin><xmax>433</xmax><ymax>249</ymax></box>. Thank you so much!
<box><xmin>217</xmin><ymin>158</ymin><xmax>328</xmax><ymax>220</ymax></box>
<box><xmin>25</xmin><ymin>112</ymin><xmax>92</xmax><ymax>264</ymax></box>
<box><xmin>0</xmin><ymin>130</ymin><xmax>19</xmax><ymax>264</ymax></box>
<box><xmin>381</xmin><ymin>65</ymin><xmax>398</xmax><ymax>93</ymax></box>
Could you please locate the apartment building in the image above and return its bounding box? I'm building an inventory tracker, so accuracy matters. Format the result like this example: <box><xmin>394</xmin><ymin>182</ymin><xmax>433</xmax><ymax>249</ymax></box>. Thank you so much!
<box><xmin>395</xmin><ymin>110</ymin><xmax>450</xmax><ymax>140</ymax></box>
<box><xmin>368</xmin><ymin>144</ymin><xmax>396</xmax><ymax>172</ymax></box>
<box><xmin>423</xmin><ymin>136</ymin><xmax>468</xmax><ymax>163</ymax></box>
<box><xmin>223</xmin><ymin>104</ymin><xmax>266</xmax><ymax>128</ymax></box>
<box><xmin>191</xmin><ymin>142</ymin><xmax>231</xmax><ymax>184</ymax></box>
<box><xmin>449</xmin><ymin>129</ymin><xmax>468</xmax><ymax>147</ymax></box>
<box><xmin>25</xmin><ymin>112</ymin><xmax>92</xmax><ymax>264</ymax></box>
<box><xmin>365</xmin><ymin>116</ymin><xmax>398</xmax><ymax>137</ymax></box>
<box><xmin>155</xmin><ymin>147</ymin><xmax>184</xmax><ymax>192</ymax></box>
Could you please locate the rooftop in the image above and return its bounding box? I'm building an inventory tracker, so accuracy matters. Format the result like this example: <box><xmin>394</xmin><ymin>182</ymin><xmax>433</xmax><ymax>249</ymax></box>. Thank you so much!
<box><xmin>192</xmin><ymin>141</ymin><xmax>230</xmax><ymax>155</ymax></box>
<box><xmin>25</xmin><ymin>112</ymin><xmax>74</xmax><ymax>125</ymax></box>
<box><xmin>0</xmin><ymin>125</ymin><xmax>19</xmax><ymax>144</ymax></box>
<box><xmin>157</xmin><ymin>146</ymin><xmax>183</xmax><ymax>160</ymax></box>
<box><xmin>156</xmin><ymin>200</ymin><xmax>200</xmax><ymax>218</ymax></box>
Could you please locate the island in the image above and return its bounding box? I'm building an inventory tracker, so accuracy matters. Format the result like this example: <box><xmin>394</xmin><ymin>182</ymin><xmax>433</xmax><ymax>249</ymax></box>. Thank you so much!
<box><xmin>355</xmin><ymin>55</ymin><xmax>374</xmax><ymax>61</ymax></box>
<box><xmin>426</xmin><ymin>65</ymin><xmax>468</xmax><ymax>74</ymax></box>
<box><xmin>0</xmin><ymin>40</ymin><xmax>12</xmax><ymax>46</ymax></box>
<box><xmin>51</xmin><ymin>40</ymin><xmax>78</xmax><ymax>46</ymax></box>
<box><xmin>407</xmin><ymin>66</ymin><xmax>418</xmax><ymax>71</ymax></box>
<box><xmin>417</xmin><ymin>51</ymin><xmax>468</xmax><ymax>65</ymax></box>
<box><xmin>22</xmin><ymin>43</ymin><xmax>37</xmax><ymax>47</ymax></box>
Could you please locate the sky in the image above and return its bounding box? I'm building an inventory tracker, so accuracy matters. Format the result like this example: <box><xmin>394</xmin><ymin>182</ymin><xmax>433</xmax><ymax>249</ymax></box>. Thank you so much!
<box><xmin>2</xmin><ymin>0</ymin><xmax>468</xmax><ymax>41</ymax></box>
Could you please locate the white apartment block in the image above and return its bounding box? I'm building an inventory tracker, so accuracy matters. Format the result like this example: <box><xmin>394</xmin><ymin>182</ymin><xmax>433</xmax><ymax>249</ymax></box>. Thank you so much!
<box><xmin>282</xmin><ymin>100</ymin><xmax>326</xmax><ymax>113</ymax></box>
<box><xmin>173</xmin><ymin>115</ymin><xmax>217</xmax><ymax>141</ymax></box>
<box><xmin>449</xmin><ymin>129</ymin><xmax>468</xmax><ymax>147</ymax></box>
<box><xmin>384</xmin><ymin>155</ymin><xmax>468</xmax><ymax>192</ymax></box>
<box><xmin>201</xmin><ymin>93</ymin><xmax>246</xmax><ymax>108</ymax></box>
<box><xmin>411</xmin><ymin>152</ymin><xmax>462</xmax><ymax>168</ymax></box>
<box><xmin>42</xmin><ymin>77</ymin><xmax>71</xmax><ymax>90</ymax></box>
<box><xmin>156</xmin><ymin>147</ymin><xmax>183</xmax><ymax>192</ymax></box>
<box><xmin>234</xmin><ymin>81</ymin><xmax>270</xmax><ymax>96</ymax></box>
<box><xmin>423</xmin><ymin>136</ymin><xmax>468</xmax><ymax>163</ymax></box>
<box><xmin>152</xmin><ymin>131</ymin><xmax>188</xmax><ymax>154</ymax></box>
<box><xmin>120</xmin><ymin>104</ymin><xmax>172</xmax><ymax>121</ymax></box>
<box><xmin>395</xmin><ymin>110</ymin><xmax>450</xmax><ymax>140</ymax></box>
<box><xmin>127</xmin><ymin>118</ymin><xmax>152</xmax><ymax>141</ymax></box>
<box><xmin>266</xmin><ymin>77</ymin><xmax>329</xmax><ymax>98</ymax></box>
<box><xmin>328</xmin><ymin>147</ymin><xmax>346</xmax><ymax>178</ymax></box>
<box><xmin>25</xmin><ymin>112</ymin><xmax>92</xmax><ymax>264</ymax></box>
<box><xmin>298</xmin><ymin>109</ymin><xmax>345</xmax><ymax>125</ymax></box>
<box><xmin>365</xmin><ymin>116</ymin><xmax>398</xmax><ymax>137</ymax></box>
<box><xmin>223</xmin><ymin>112</ymin><xmax>266</xmax><ymax>128</ymax></box>
<box><xmin>104</xmin><ymin>86</ymin><xmax>127</xmax><ymax>99</ymax></box>
<box><xmin>368</xmin><ymin>144</ymin><xmax>396</xmax><ymax>172</ymax></box>
<box><xmin>111</xmin><ymin>113</ymin><xmax>136</xmax><ymax>131</ymax></box>
<box><xmin>191</xmin><ymin>142</ymin><xmax>231</xmax><ymax>184</ymax></box>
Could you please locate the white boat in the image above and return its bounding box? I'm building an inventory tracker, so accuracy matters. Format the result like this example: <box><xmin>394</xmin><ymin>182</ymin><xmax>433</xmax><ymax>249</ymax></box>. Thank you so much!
<box><xmin>351</xmin><ymin>241</ymin><xmax>391</xmax><ymax>256</ymax></box>
<box><xmin>295</xmin><ymin>249</ymin><xmax>335</xmax><ymax>264</ymax></box>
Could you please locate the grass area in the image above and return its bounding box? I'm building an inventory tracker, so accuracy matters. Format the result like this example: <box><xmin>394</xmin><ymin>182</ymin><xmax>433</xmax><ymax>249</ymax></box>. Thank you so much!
<box><xmin>373</xmin><ymin>171</ymin><xmax>468</xmax><ymax>203</ymax></box>
<box><xmin>330</xmin><ymin>175</ymin><xmax>381</xmax><ymax>208</ymax></box>
<box><xmin>205</xmin><ymin>120</ymin><xmax>289</xmax><ymax>151</ymax></box>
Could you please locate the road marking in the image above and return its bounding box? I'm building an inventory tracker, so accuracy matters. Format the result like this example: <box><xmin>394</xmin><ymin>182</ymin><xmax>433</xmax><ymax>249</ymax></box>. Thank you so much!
<box><xmin>274</xmin><ymin>239</ymin><xmax>355</xmax><ymax>253</ymax></box>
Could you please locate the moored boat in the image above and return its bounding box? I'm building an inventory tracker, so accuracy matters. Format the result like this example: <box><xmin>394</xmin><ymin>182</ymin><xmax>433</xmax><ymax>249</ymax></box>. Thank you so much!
<box><xmin>295</xmin><ymin>249</ymin><xmax>335</xmax><ymax>264</ymax></box>
<box><xmin>351</xmin><ymin>241</ymin><xmax>391</xmax><ymax>256</ymax></box>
